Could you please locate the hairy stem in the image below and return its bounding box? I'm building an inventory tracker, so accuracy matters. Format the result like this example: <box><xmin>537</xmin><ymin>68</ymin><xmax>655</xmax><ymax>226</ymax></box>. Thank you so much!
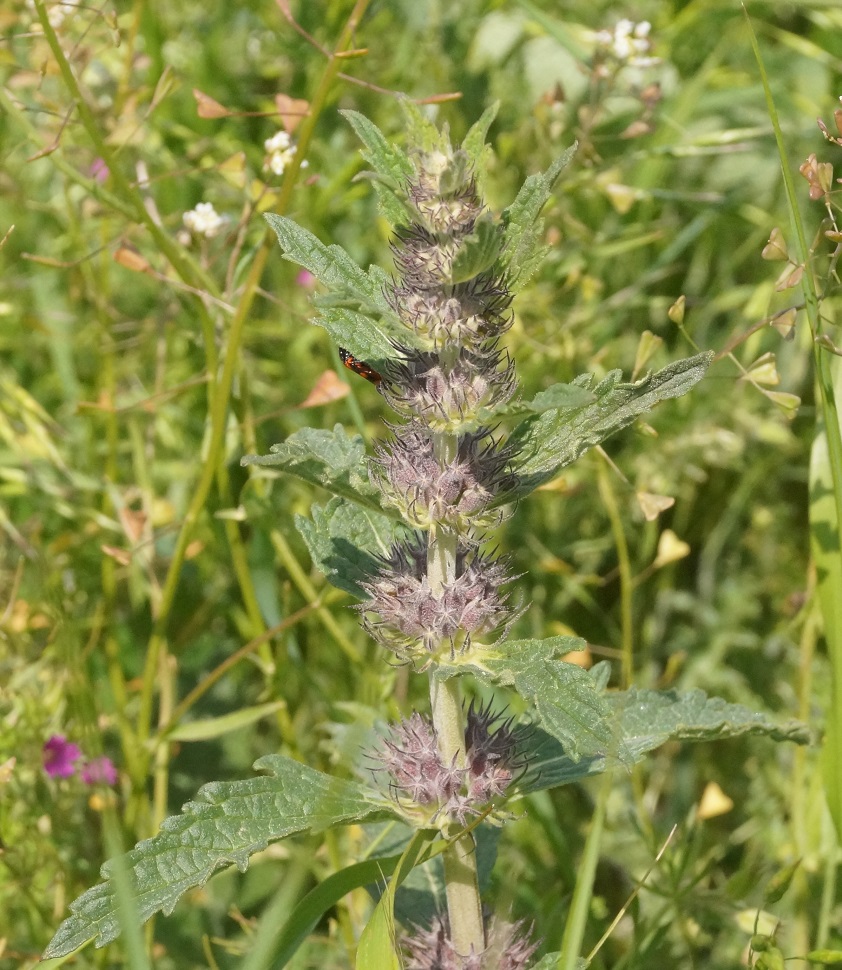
<box><xmin>428</xmin><ymin>433</ymin><xmax>484</xmax><ymax>956</ymax></box>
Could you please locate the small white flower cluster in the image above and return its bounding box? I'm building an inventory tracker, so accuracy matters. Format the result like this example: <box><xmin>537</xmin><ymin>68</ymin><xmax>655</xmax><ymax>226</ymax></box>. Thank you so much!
<box><xmin>26</xmin><ymin>0</ymin><xmax>74</xmax><ymax>29</ymax></box>
<box><xmin>594</xmin><ymin>19</ymin><xmax>657</xmax><ymax>67</ymax></box>
<box><xmin>264</xmin><ymin>130</ymin><xmax>307</xmax><ymax>177</ymax></box>
<box><xmin>182</xmin><ymin>202</ymin><xmax>225</xmax><ymax>240</ymax></box>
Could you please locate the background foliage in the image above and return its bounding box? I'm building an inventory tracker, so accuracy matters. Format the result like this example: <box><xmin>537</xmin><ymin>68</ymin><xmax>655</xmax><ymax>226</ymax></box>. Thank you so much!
<box><xmin>1</xmin><ymin>0</ymin><xmax>839</xmax><ymax>967</ymax></box>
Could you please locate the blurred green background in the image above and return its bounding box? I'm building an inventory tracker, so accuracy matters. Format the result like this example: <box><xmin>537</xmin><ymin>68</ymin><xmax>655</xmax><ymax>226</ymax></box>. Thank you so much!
<box><xmin>1</xmin><ymin>0</ymin><xmax>839</xmax><ymax>966</ymax></box>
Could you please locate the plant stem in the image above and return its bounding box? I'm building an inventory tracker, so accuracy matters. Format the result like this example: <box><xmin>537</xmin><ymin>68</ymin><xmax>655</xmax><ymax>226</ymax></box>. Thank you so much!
<box><xmin>427</xmin><ymin>432</ymin><xmax>484</xmax><ymax>956</ymax></box>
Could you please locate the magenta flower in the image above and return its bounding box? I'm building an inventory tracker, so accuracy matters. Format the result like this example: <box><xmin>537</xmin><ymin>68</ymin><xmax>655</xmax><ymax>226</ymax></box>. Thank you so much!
<box><xmin>80</xmin><ymin>757</ymin><xmax>118</xmax><ymax>786</ymax></box>
<box><xmin>43</xmin><ymin>735</ymin><xmax>82</xmax><ymax>778</ymax></box>
<box><xmin>88</xmin><ymin>157</ymin><xmax>109</xmax><ymax>183</ymax></box>
<box><xmin>296</xmin><ymin>269</ymin><xmax>316</xmax><ymax>289</ymax></box>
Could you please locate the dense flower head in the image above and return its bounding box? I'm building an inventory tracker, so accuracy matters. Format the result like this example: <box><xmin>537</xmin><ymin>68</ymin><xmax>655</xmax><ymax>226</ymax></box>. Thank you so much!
<box><xmin>372</xmin><ymin>424</ymin><xmax>516</xmax><ymax>534</ymax></box>
<box><xmin>389</xmin><ymin>275</ymin><xmax>513</xmax><ymax>350</ymax></box>
<box><xmin>381</xmin><ymin>345</ymin><xmax>516</xmax><ymax>432</ymax></box>
<box><xmin>360</xmin><ymin>540</ymin><xmax>515</xmax><ymax>660</ymax></box>
<box><xmin>392</xmin><ymin>224</ymin><xmax>464</xmax><ymax>290</ymax></box>
<box><xmin>371</xmin><ymin>707</ymin><xmax>521</xmax><ymax>826</ymax></box>
<box><xmin>402</xmin><ymin>914</ymin><xmax>539</xmax><ymax>970</ymax></box>
<box><xmin>406</xmin><ymin>147</ymin><xmax>483</xmax><ymax>235</ymax></box>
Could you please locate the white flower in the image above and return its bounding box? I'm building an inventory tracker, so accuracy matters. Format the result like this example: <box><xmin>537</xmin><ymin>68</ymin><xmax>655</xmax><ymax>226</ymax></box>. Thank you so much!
<box><xmin>26</xmin><ymin>0</ymin><xmax>74</xmax><ymax>29</ymax></box>
<box><xmin>264</xmin><ymin>130</ymin><xmax>292</xmax><ymax>154</ymax></box>
<box><xmin>594</xmin><ymin>18</ymin><xmax>658</xmax><ymax>67</ymax></box>
<box><xmin>182</xmin><ymin>202</ymin><xmax>225</xmax><ymax>240</ymax></box>
<box><xmin>263</xmin><ymin>129</ymin><xmax>307</xmax><ymax>178</ymax></box>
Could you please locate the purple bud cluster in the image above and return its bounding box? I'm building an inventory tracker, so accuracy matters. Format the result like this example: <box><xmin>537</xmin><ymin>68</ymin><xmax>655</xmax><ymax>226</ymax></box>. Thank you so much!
<box><xmin>402</xmin><ymin>914</ymin><xmax>539</xmax><ymax>970</ymax></box>
<box><xmin>361</xmin><ymin>136</ymin><xmax>521</xmax><ymax>663</ymax></box>
<box><xmin>373</xmin><ymin>706</ymin><xmax>523</xmax><ymax>826</ymax></box>
<box><xmin>358</xmin><ymin>128</ymin><xmax>539</xmax><ymax>963</ymax></box>
<box><xmin>360</xmin><ymin>543</ymin><xmax>515</xmax><ymax>661</ymax></box>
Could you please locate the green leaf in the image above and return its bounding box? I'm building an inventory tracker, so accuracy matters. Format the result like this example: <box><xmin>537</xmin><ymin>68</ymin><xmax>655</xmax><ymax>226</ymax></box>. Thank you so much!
<box><xmin>242</xmin><ymin>425</ymin><xmax>382</xmax><ymax>511</ymax></box>
<box><xmin>296</xmin><ymin>498</ymin><xmax>412</xmax><ymax>597</ymax></box>
<box><xmin>513</xmin><ymin>382</ymin><xmax>596</xmax><ymax>414</ymax></box>
<box><xmin>357</xmin><ymin>831</ymin><xmax>432</xmax><ymax>970</ymax></box>
<box><xmin>530</xmin><ymin>953</ymin><xmax>574</xmax><ymax>970</ymax></box>
<box><xmin>44</xmin><ymin>757</ymin><xmax>395</xmax><ymax>958</ymax></box>
<box><xmin>399</xmin><ymin>98</ymin><xmax>449</xmax><ymax>155</ymax></box>
<box><xmin>433</xmin><ymin>636</ymin><xmax>619</xmax><ymax>763</ymax></box>
<box><xmin>500</xmin><ymin>144</ymin><xmax>577</xmax><ymax>291</ymax></box>
<box><xmin>340</xmin><ymin>109</ymin><xmax>414</xmax><ymax>187</ymax></box>
<box><xmin>167</xmin><ymin>702</ymin><xmax>286</xmax><ymax>742</ymax></box>
<box><xmin>264</xmin><ymin>214</ymin><xmax>391</xmax><ymax>316</ymax></box>
<box><xmin>611</xmin><ymin>687</ymin><xmax>812</xmax><ymax>756</ymax></box>
<box><xmin>509</xmin><ymin>352</ymin><xmax>714</xmax><ymax>497</ymax></box>
<box><xmin>517</xmin><ymin>686</ymin><xmax>810</xmax><ymax>797</ymax></box>
<box><xmin>313</xmin><ymin>306</ymin><xmax>403</xmax><ymax>363</ymax></box>
<box><xmin>810</xmin><ymin>358</ymin><xmax>842</xmax><ymax>841</ymax></box>
<box><xmin>341</xmin><ymin>109</ymin><xmax>415</xmax><ymax>226</ymax></box>
<box><xmin>450</xmin><ymin>215</ymin><xmax>503</xmax><ymax>283</ymax></box>
<box><xmin>461</xmin><ymin>102</ymin><xmax>499</xmax><ymax>169</ymax></box>
<box><xmin>267</xmin><ymin>853</ymin><xmax>408</xmax><ymax>969</ymax></box>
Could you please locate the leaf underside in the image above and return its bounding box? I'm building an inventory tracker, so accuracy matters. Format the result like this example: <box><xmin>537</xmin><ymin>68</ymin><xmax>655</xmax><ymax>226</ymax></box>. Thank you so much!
<box><xmin>508</xmin><ymin>351</ymin><xmax>715</xmax><ymax>498</ymax></box>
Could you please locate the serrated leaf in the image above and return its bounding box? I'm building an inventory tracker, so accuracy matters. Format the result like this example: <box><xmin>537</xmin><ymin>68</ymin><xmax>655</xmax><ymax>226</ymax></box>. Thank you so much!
<box><xmin>509</xmin><ymin>352</ymin><xmax>714</xmax><ymax>497</ymax></box>
<box><xmin>296</xmin><ymin>497</ymin><xmax>412</xmax><ymax>597</ymax></box>
<box><xmin>264</xmin><ymin>214</ymin><xmax>391</xmax><ymax>316</ymax></box>
<box><xmin>341</xmin><ymin>109</ymin><xmax>415</xmax><ymax>187</ymax></box>
<box><xmin>515</xmin><ymin>382</ymin><xmax>596</xmax><ymax>414</ymax></box>
<box><xmin>517</xmin><ymin>686</ymin><xmax>809</xmax><ymax>797</ymax></box>
<box><xmin>242</xmin><ymin>425</ymin><xmax>382</xmax><ymax>511</ymax></box>
<box><xmin>399</xmin><ymin>98</ymin><xmax>449</xmax><ymax>154</ymax></box>
<box><xmin>610</xmin><ymin>687</ymin><xmax>811</xmax><ymax>757</ymax></box>
<box><xmin>370</xmin><ymin>178</ymin><xmax>415</xmax><ymax>227</ymax></box>
<box><xmin>433</xmin><ymin>636</ymin><xmax>619</xmax><ymax>763</ymax></box>
<box><xmin>500</xmin><ymin>144</ymin><xmax>577</xmax><ymax>291</ymax></box>
<box><xmin>44</xmin><ymin>757</ymin><xmax>395</xmax><ymax>958</ymax></box>
<box><xmin>461</xmin><ymin>102</ymin><xmax>499</xmax><ymax>168</ymax></box>
<box><xmin>450</xmin><ymin>215</ymin><xmax>503</xmax><ymax>283</ymax></box>
<box><xmin>340</xmin><ymin>110</ymin><xmax>415</xmax><ymax>226</ymax></box>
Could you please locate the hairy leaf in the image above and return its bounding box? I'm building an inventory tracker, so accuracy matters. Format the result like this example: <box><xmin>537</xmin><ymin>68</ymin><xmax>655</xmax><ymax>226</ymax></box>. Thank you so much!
<box><xmin>264</xmin><ymin>214</ymin><xmax>391</xmax><ymax>317</ymax></box>
<box><xmin>517</xmin><ymin>690</ymin><xmax>810</xmax><ymax>796</ymax></box>
<box><xmin>241</xmin><ymin>425</ymin><xmax>382</xmax><ymax>511</ymax></box>
<box><xmin>44</xmin><ymin>757</ymin><xmax>395</xmax><ymax>957</ymax></box>
<box><xmin>500</xmin><ymin>144</ymin><xmax>577</xmax><ymax>291</ymax></box>
<box><xmin>433</xmin><ymin>636</ymin><xmax>620</xmax><ymax>763</ymax></box>
<box><xmin>461</xmin><ymin>102</ymin><xmax>499</xmax><ymax>172</ymax></box>
<box><xmin>341</xmin><ymin>109</ymin><xmax>414</xmax><ymax>187</ymax></box>
<box><xmin>341</xmin><ymin>109</ymin><xmax>414</xmax><ymax>226</ymax></box>
<box><xmin>296</xmin><ymin>497</ymin><xmax>411</xmax><ymax>597</ymax></box>
<box><xmin>313</xmin><ymin>306</ymin><xmax>402</xmax><ymax>364</ymax></box>
<box><xmin>509</xmin><ymin>352</ymin><xmax>714</xmax><ymax>497</ymax></box>
<box><xmin>612</xmin><ymin>687</ymin><xmax>812</xmax><ymax>755</ymax></box>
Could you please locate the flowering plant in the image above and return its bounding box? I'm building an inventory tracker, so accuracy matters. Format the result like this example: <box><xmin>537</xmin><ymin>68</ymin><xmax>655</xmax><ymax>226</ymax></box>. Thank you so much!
<box><xmin>44</xmin><ymin>106</ymin><xmax>806</xmax><ymax>967</ymax></box>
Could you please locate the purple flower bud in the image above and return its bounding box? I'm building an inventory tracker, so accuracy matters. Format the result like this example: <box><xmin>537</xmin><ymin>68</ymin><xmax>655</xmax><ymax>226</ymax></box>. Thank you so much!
<box><xmin>401</xmin><ymin>914</ymin><xmax>539</xmax><ymax>970</ymax></box>
<box><xmin>381</xmin><ymin>346</ymin><xmax>516</xmax><ymax>431</ymax></box>
<box><xmin>372</xmin><ymin>425</ymin><xmax>516</xmax><ymax>535</ymax></box>
<box><xmin>389</xmin><ymin>277</ymin><xmax>512</xmax><ymax>349</ymax></box>
<box><xmin>360</xmin><ymin>540</ymin><xmax>516</xmax><ymax>660</ymax></box>
<box><xmin>370</xmin><ymin>706</ymin><xmax>521</xmax><ymax>824</ymax></box>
